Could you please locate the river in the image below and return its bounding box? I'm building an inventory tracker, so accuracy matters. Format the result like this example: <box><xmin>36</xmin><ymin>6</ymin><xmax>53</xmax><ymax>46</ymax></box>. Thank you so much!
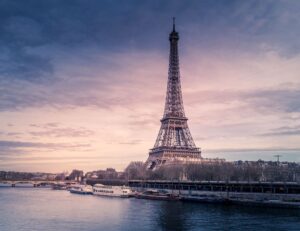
<box><xmin>0</xmin><ymin>187</ymin><xmax>299</xmax><ymax>231</ymax></box>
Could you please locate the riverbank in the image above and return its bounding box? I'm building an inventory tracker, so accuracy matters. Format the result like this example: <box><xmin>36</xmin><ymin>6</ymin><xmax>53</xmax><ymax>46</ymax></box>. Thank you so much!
<box><xmin>1</xmin><ymin>180</ymin><xmax>300</xmax><ymax>209</ymax></box>
<box><xmin>129</xmin><ymin>180</ymin><xmax>300</xmax><ymax>209</ymax></box>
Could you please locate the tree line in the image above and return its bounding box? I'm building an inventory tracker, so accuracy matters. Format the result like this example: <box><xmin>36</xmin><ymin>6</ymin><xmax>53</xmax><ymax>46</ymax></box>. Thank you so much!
<box><xmin>124</xmin><ymin>161</ymin><xmax>300</xmax><ymax>182</ymax></box>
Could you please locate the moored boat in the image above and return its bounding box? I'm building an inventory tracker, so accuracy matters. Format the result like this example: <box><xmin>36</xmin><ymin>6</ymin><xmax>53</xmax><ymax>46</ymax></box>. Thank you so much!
<box><xmin>0</xmin><ymin>182</ymin><xmax>11</xmax><ymax>187</ymax></box>
<box><xmin>135</xmin><ymin>190</ymin><xmax>181</xmax><ymax>201</ymax></box>
<box><xmin>52</xmin><ymin>182</ymin><xmax>67</xmax><ymax>190</ymax></box>
<box><xmin>93</xmin><ymin>184</ymin><xmax>132</xmax><ymax>198</ymax></box>
<box><xmin>69</xmin><ymin>185</ymin><xmax>93</xmax><ymax>195</ymax></box>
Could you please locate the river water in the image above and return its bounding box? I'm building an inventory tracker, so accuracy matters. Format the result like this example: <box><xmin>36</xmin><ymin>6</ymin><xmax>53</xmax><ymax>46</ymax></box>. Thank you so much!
<box><xmin>0</xmin><ymin>187</ymin><xmax>300</xmax><ymax>231</ymax></box>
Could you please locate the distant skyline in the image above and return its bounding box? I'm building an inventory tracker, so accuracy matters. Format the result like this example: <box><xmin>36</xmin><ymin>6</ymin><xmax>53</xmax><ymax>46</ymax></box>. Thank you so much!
<box><xmin>0</xmin><ymin>0</ymin><xmax>300</xmax><ymax>172</ymax></box>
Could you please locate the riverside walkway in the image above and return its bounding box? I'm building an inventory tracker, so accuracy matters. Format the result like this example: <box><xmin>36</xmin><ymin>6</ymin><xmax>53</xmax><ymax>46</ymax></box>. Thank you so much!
<box><xmin>128</xmin><ymin>180</ymin><xmax>300</xmax><ymax>194</ymax></box>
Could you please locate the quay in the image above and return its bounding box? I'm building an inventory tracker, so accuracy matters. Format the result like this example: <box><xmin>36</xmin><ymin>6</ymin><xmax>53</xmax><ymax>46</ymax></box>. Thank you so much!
<box><xmin>129</xmin><ymin>180</ymin><xmax>300</xmax><ymax>208</ymax></box>
<box><xmin>1</xmin><ymin>179</ymin><xmax>300</xmax><ymax>208</ymax></box>
<box><xmin>128</xmin><ymin>180</ymin><xmax>300</xmax><ymax>194</ymax></box>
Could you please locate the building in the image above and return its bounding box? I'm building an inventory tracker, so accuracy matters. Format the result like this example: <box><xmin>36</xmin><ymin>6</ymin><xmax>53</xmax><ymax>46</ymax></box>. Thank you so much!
<box><xmin>146</xmin><ymin>19</ymin><xmax>202</xmax><ymax>169</ymax></box>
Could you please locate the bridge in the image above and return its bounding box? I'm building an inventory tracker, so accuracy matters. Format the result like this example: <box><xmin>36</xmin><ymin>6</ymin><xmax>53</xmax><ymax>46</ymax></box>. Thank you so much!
<box><xmin>0</xmin><ymin>180</ymin><xmax>77</xmax><ymax>187</ymax></box>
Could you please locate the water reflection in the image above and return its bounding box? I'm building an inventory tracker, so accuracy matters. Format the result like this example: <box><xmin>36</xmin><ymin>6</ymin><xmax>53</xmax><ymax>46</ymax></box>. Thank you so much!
<box><xmin>155</xmin><ymin>202</ymin><xmax>187</xmax><ymax>231</ymax></box>
<box><xmin>153</xmin><ymin>201</ymin><xmax>300</xmax><ymax>231</ymax></box>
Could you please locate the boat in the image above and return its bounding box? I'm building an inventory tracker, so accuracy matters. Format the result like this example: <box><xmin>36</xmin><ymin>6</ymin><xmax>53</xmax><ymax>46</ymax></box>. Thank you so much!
<box><xmin>0</xmin><ymin>182</ymin><xmax>11</xmax><ymax>187</ymax></box>
<box><xmin>36</xmin><ymin>182</ymin><xmax>52</xmax><ymax>188</ymax></box>
<box><xmin>52</xmin><ymin>182</ymin><xmax>68</xmax><ymax>190</ymax></box>
<box><xmin>69</xmin><ymin>185</ymin><xmax>93</xmax><ymax>195</ymax></box>
<box><xmin>92</xmin><ymin>184</ymin><xmax>132</xmax><ymax>198</ymax></box>
<box><xmin>135</xmin><ymin>190</ymin><xmax>181</xmax><ymax>201</ymax></box>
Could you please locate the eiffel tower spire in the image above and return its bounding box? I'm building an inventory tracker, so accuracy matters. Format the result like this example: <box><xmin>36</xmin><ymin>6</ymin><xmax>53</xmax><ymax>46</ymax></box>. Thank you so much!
<box><xmin>146</xmin><ymin>19</ymin><xmax>201</xmax><ymax>169</ymax></box>
<box><xmin>163</xmin><ymin>17</ymin><xmax>186</xmax><ymax>119</ymax></box>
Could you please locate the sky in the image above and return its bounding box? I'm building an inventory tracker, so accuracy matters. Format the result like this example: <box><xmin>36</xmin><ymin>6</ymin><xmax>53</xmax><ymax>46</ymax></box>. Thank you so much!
<box><xmin>0</xmin><ymin>0</ymin><xmax>300</xmax><ymax>172</ymax></box>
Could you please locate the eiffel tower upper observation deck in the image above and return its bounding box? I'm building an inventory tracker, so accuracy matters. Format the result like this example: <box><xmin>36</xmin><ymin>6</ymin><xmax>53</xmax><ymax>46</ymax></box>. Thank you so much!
<box><xmin>146</xmin><ymin>19</ymin><xmax>202</xmax><ymax>169</ymax></box>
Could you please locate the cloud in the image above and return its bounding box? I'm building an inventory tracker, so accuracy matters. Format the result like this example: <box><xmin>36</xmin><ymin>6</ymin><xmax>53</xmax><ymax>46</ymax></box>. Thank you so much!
<box><xmin>204</xmin><ymin>147</ymin><xmax>300</xmax><ymax>162</ymax></box>
<box><xmin>1</xmin><ymin>52</ymin><xmax>300</xmax><ymax>115</ymax></box>
<box><xmin>1</xmin><ymin>0</ymin><xmax>300</xmax><ymax>171</ymax></box>
<box><xmin>0</xmin><ymin>140</ymin><xmax>90</xmax><ymax>150</ymax></box>
<box><xmin>0</xmin><ymin>140</ymin><xmax>91</xmax><ymax>166</ymax></box>
<box><xmin>186</xmin><ymin>85</ymin><xmax>300</xmax><ymax>115</ymax></box>
<box><xmin>205</xmin><ymin>147</ymin><xmax>300</xmax><ymax>153</ymax></box>
<box><xmin>243</xmin><ymin>88</ymin><xmax>300</xmax><ymax>113</ymax></box>
<box><xmin>118</xmin><ymin>140</ymin><xmax>143</xmax><ymax>145</ymax></box>
<box><xmin>0</xmin><ymin>0</ymin><xmax>299</xmax><ymax>84</ymax></box>
<box><xmin>127</xmin><ymin>114</ymin><xmax>158</xmax><ymax>128</ymax></box>
<box><xmin>29</xmin><ymin>123</ymin><xmax>59</xmax><ymax>128</ymax></box>
<box><xmin>0</xmin><ymin>139</ymin><xmax>92</xmax><ymax>163</ymax></box>
<box><xmin>29</xmin><ymin>126</ymin><xmax>95</xmax><ymax>138</ymax></box>
<box><xmin>0</xmin><ymin>0</ymin><xmax>299</xmax><ymax>112</ymax></box>
<box><xmin>5</xmin><ymin>132</ymin><xmax>22</xmax><ymax>137</ymax></box>
<box><xmin>0</xmin><ymin>49</ymin><xmax>166</xmax><ymax>111</ymax></box>
<box><xmin>261</xmin><ymin>125</ymin><xmax>300</xmax><ymax>136</ymax></box>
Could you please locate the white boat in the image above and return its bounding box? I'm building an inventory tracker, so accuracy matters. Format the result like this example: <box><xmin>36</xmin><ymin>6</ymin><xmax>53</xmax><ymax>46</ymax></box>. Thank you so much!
<box><xmin>0</xmin><ymin>182</ymin><xmax>11</xmax><ymax>187</ymax></box>
<box><xmin>69</xmin><ymin>185</ymin><xmax>93</xmax><ymax>195</ymax></box>
<box><xmin>92</xmin><ymin>184</ymin><xmax>132</xmax><ymax>198</ymax></box>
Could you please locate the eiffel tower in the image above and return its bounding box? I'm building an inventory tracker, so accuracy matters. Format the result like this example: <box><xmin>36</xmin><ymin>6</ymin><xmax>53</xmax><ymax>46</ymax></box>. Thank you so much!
<box><xmin>146</xmin><ymin>19</ymin><xmax>202</xmax><ymax>169</ymax></box>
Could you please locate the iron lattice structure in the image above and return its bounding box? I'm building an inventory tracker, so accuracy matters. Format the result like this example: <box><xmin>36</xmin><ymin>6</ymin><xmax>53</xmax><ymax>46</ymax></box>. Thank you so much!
<box><xmin>146</xmin><ymin>20</ymin><xmax>202</xmax><ymax>169</ymax></box>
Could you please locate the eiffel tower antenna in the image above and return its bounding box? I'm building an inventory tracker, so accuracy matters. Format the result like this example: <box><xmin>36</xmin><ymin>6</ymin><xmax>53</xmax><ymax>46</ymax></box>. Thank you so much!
<box><xmin>146</xmin><ymin>19</ymin><xmax>202</xmax><ymax>169</ymax></box>
<box><xmin>173</xmin><ymin>17</ymin><xmax>176</xmax><ymax>31</ymax></box>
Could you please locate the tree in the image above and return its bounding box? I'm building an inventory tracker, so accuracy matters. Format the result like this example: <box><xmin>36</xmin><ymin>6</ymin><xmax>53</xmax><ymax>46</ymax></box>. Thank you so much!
<box><xmin>124</xmin><ymin>161</ymin><xmax>145</xmax><ymax>180</ymax></box>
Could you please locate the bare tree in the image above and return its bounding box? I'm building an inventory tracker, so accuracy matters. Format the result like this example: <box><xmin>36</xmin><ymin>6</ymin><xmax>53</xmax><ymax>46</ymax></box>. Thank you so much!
<box><xmin>124</xmin><ymin>161</ymin><xmax>145</xmax><ymax>180</ymax></box>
